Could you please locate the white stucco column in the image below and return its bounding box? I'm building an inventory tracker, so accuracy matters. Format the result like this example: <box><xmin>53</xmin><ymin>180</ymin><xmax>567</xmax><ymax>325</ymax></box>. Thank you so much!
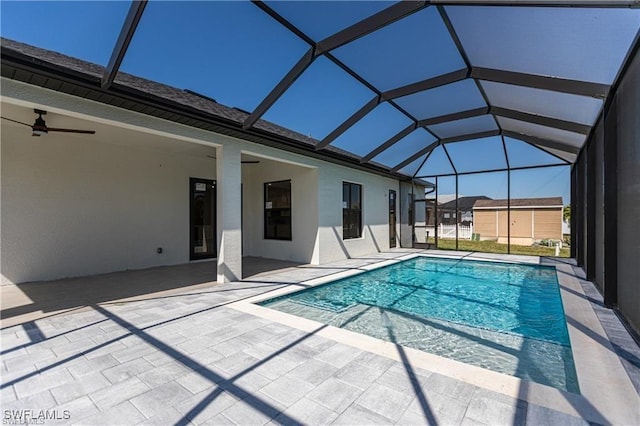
<box><xmin>216</xmin><ymin>144</ymin><xmax>242</xmax><ymax>283</ymax></box>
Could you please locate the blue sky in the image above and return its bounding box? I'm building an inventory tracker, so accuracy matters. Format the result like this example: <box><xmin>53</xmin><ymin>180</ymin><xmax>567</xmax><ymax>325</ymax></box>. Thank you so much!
<box><xmin>431</xmin><ymin>166</ymin><xmax>571</xmax><ymax>206</ymax></box>
<box><xmin>1</xmin><ymin>1</ymin><xmax>578</xmax><ymax>204</ymax></box>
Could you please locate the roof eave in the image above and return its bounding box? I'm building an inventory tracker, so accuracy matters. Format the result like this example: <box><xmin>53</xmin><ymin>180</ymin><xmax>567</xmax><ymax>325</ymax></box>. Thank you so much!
<box><xmin>0</xmin><ymin>42</ymin><xmax>417</xmax><ymax>183</ymax></box>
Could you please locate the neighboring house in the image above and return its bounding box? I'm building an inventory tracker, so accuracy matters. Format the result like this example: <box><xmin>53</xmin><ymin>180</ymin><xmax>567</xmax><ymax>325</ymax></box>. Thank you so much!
<box><xmin>472</xmin><ymin>197</ymin><xmax>563</xmax><ymax>246</ymax></box>
<box><xmin>0</xmin><ymin>39</ymin><xmax>429</xmax><ymax>285</ymax></box>
<box><xmin>438</xmin><ymin>196</ymin><xmax>492</xmax><ymax>225</ymax></box>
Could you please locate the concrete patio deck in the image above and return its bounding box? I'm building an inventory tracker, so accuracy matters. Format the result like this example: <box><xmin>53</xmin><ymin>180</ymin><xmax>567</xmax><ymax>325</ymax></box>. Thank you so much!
<box><xmin>1</xmin><ymin>249</ymin><xmax>639</xmax><ymax>425</ymax></box>
<box><xmin>0</xmin><ymin>257</ymin><xmax>303</xmax><ymax>328</ymax></box>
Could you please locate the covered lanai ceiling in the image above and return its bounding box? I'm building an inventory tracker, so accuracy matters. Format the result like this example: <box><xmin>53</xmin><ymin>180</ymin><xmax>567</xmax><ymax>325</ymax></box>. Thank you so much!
<box><xmin>2</xmin><ymin>1</ymin><xmax>639</xmax><ymax>179</ymax></box>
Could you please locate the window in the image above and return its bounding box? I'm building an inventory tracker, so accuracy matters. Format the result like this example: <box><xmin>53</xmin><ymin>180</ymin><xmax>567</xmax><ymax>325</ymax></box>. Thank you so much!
<box><xmin>343</xmin><ymin>182</ymin><xmax>362</xmax><ymax>239</ymax></box>
<box><xmin>264</xmin><ymin>180</ymin><xmax>291</xmax><ymax>240</ymax></box>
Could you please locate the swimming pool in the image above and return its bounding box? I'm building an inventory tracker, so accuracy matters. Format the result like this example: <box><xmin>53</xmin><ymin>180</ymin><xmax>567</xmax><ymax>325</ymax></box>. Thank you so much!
<box><xmin>259</xmin><ymin>256</ymin><xmax>579</xmax><ymax>393</ymax></box>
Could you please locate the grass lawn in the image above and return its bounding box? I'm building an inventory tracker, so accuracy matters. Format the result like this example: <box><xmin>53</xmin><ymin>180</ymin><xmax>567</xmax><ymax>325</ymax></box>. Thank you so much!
<box><xmin>427</xmin><ymin>238</ymin><xmax>570</xmax><ymax>258</ymax></box>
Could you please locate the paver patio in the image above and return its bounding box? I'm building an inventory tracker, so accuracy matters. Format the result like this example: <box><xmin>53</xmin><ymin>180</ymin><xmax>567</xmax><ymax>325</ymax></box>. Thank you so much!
<box><xmin>1</xmin><ymin>250</ymin><xmax>638</xmax><ymax>425</ymax></box>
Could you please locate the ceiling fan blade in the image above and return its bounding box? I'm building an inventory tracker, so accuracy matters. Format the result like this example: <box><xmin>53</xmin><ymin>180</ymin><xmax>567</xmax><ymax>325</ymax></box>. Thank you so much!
<box><xmin>208</xmin><ymin>155</ymin><xmax>259</xmax><ymax>164</ymax></box>
<box><xmin>47</xmin><ymin>128</ymin><xmax>96</xmax><ymax>134</ymax></box>
<box><xmin>1</xmin><ymin>116</ymin><xmax>32</xmax><ymax>127</ymax></box>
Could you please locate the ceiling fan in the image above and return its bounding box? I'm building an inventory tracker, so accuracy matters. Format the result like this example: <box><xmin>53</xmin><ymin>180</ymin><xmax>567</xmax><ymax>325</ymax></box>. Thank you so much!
<box><xmin>1</xmin><ymin>109</ymin><xmax>96</xmax><ymax>136</ymax></box>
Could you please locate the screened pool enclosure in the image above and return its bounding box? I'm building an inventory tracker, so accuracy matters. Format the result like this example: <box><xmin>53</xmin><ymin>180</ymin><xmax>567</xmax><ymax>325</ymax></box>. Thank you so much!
<box><xmin>1</xmin><ymin>1</ymin><xmax>639</xmax><ymax>328</ymax></box>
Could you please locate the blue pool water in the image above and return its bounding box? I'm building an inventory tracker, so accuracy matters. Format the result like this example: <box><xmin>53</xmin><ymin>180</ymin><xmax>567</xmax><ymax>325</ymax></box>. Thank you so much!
<box><xmin>259</xmin><ymin>256</ymin><xmax>579</xmax><ymax>392</ymax></box>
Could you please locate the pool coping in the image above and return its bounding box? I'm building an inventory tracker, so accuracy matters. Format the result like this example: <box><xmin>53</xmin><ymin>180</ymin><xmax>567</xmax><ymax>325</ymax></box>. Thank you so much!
<box><xmin>229</xmin><ymin>251</ymin><xmax>640</xmax><ymax>425</ymax></box>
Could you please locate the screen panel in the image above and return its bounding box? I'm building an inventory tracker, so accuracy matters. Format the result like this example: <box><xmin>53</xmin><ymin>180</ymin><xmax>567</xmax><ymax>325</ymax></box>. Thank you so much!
<box><xmin>481</xmin><ymin>81</ymin><xmax>603</xmax><ymax>126</ymax></box>
<box><xmin>331</xmin><ymin>103</ymin><xmax>413</xmax><ymax>156</ymax></box>
<box><xmin>504</xmin><ymin>137</ymin><xmax>566</xmax><ymax>168</ymax></box>
<box><xmin>447</xmin><ymin>6</ymin><xmax>640</xmax><ymax>84</ymax></box>
<box><xmin>444</xmin><ymin>136</ymin><xmax>508</xmax><ymax>173</ymax></box>
<box><xmin>372</xmin><ymin>129</ymin><xmax>437</xmax><ymax>168</ymax></box>
<box><xmin>435</xmin><ymin>176</ymin><xmax>456</xmax><ymax>250</ymax></box>
<box><xmin>425</xmin><ymin>178</ymin><xmax>437</xmax><ymax>245</ymax></box>
<box><xmin>332</xmin><ymin>7</ymin><xmax>465</xmax><ymax>91</ymax></box>
<box><xmin>498</xmin><ymin>117</ymin><xmax>586</xmax><ymax>148</ymax></box>
<box><xmin>394</xmin><ymin>79</ymin><xmax>487</xmax><ymax>120</ymax></box>
<box><xmin>264</xmin><ymin>1</ymin><xmax>395</xmax><ymax>42</ymax></box>
<box><xmin>397</xmin><ymin>153</ymin><xmax>428</xmax><ymax>177</ymax></box>
<box><xmin>263</xmin><ymin>57</ymin><xmax>375</xmax><ymax>141</ymax></box>
<box><xmin>121</xmin><ymin>1</ymin><xmax>309</xmax><ymax>113</ymax></box>
<box><xmin>535</xmin><ymin>146</ymin><xmax>578</xmax><ymax>164</ymax></box>
<box><xmin>509</xmin><ymin>166</ymin><xmax>570</xmax><ymax>257</ymax></box>
<box><xmin>427</xmin><ymin>115</ymin><xmax>498</xmax><ymax>139</ymax></box>
<box><xmin>459</xmin><ymin>171</ymin><xmax>508</xmax><ymax>254</ymax></box>
<box><xmin>415</xmin><ymin>145</ymin><xmax>455</xmax><ymax>177</ymax></box>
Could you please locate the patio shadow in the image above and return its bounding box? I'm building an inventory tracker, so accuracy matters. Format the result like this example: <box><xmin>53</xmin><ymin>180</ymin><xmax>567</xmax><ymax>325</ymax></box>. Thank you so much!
<box><xmin>0</xmin><ymin>262</ymin><xmax>219</xmax><ymax>327</ymax></box>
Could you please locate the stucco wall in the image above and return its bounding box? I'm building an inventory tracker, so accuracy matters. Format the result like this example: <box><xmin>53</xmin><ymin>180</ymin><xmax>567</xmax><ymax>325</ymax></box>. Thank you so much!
<box><xmin>241</xmin><ymin>159</ymin><xmax>319</xmax><ymax>264</ymax></box>
<box><xmin>240</xmin><ymin>156</ymin><xmax>404</xmax><ymax>265</ymax></box>
<box><xmin>1</xmin><ymin>78</ymin><xmax>412</xmax><ymax>283</ymax></box>
<box><xmin>316</xmin><ymin>164</ymin><xmax>400</xmax><ymax>263</ymax></box>
<box><xmin>1</xmin><ymin>124</ymin><xmax>216</xmax><ymax>284</ymax></box>
<box><xmin>615</xmin><ymin>49</ymin><xmax>640</xmax><ymax>334</ymax></box>
<box><xmin>241</xmin><ymin>155</ymin><xmax>401</xmax><ymax>265</ymax></box>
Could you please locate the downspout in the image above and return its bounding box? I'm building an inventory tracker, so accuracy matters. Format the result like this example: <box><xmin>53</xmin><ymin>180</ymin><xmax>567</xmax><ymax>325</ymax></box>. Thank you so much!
<box><xmin>424</xmin><ymin>184</ymin><xmax>436</xmax><ymax>197</ymax></box>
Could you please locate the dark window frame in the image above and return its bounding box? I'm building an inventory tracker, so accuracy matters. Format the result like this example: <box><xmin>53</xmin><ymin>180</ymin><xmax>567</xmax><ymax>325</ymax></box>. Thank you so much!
<box><xmin>343</xmin><ymin>182</ymin><xmax>363</xmax><ymax>240</ymax></box>
<box><xmin>189</xmin><ymin>177</ymin><xmax>216</xmax><ymax>261</ymax></box>
<box><xmin>264</xmin><ymin>179</ymin><xmax>292</xmax><ymax>241</ymax></box>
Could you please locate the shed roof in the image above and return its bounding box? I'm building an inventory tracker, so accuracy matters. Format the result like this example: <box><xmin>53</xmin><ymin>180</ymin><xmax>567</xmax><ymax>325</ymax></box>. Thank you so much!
<box><xmin>441</xmin><ymin>196</ymin><xmax>492</xmax><ymax>210</ymax></box>
<box><xmin>473</xmin><ymin>197</ymin><xmax>563</xmax><ymax>209</ymax></box>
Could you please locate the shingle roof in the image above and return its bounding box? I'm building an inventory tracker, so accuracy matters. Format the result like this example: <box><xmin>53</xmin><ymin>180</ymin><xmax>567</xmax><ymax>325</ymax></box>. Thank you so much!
<box><xmin>1</xmin><ymin>38</ymin><xmax>321</xmax><ymax>143</ymax></box>
<box><xmin>473</xmin><ymin>197</ymin><xmax>563</xmax><ymax>208</ymax></box>
<box><xmin>441</xmin><ymin>196</ymin><xmax>492</xmax><ymax>210</ymax></box>
<box><xmin>3</xmin><ymin>37</ymin><xmax>419</xmax><ymax>180</ymax></box>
